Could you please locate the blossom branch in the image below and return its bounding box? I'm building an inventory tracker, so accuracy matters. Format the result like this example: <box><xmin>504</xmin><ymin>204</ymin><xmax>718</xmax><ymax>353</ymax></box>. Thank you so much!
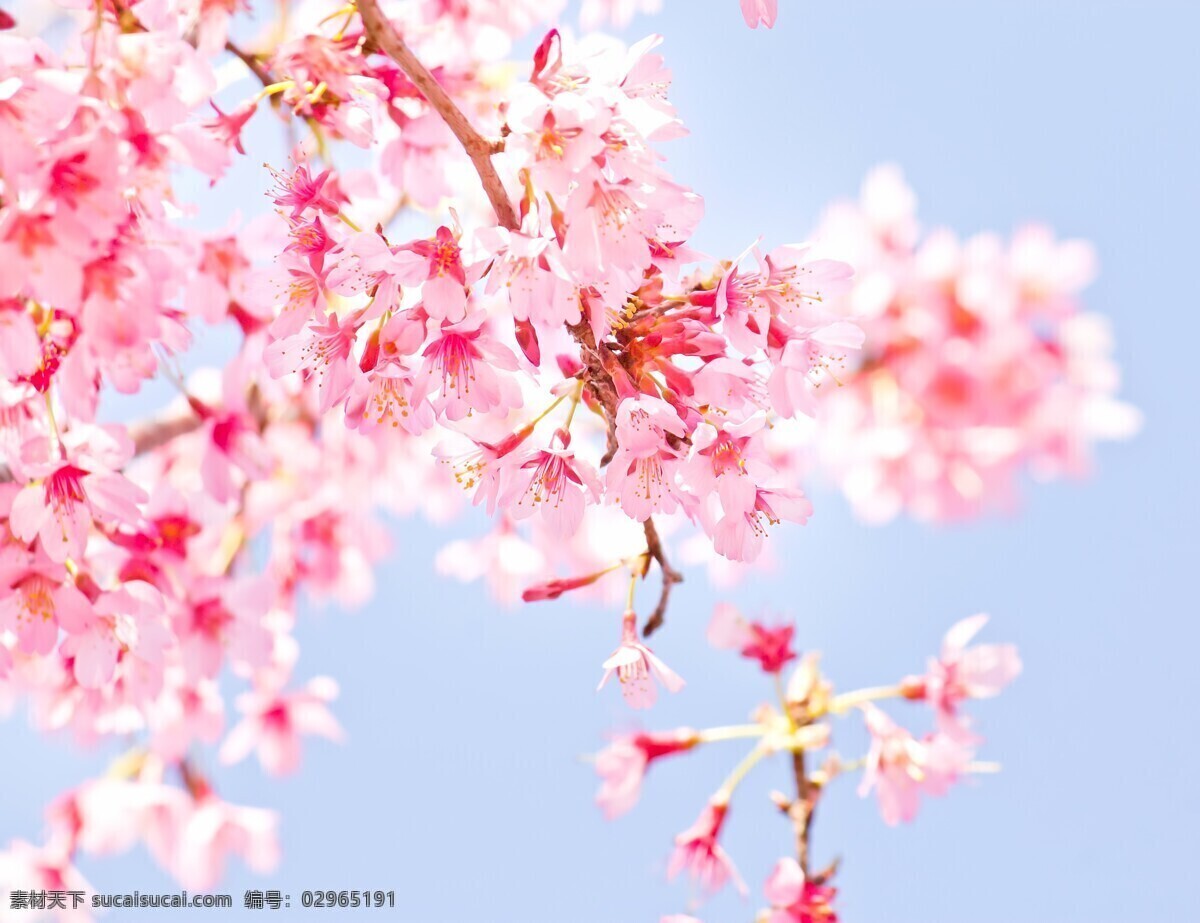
<box><xmin>357</xmin><ymin>0</ymin><xmax>683</xmax><ymax>638</ymax></box>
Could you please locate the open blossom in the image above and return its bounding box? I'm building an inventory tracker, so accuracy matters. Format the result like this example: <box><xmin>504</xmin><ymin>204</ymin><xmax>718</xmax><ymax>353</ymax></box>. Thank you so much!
<box><xmin>605</xmin><ymin>446</ymin><xmax>683</xmax><ymax>522</ymax></box>
<box><xmin>410</xmin><ymin>314</ymin><xmax>521</xmax><ymax>422</ymax></box>
<box><xmin>404</xmin><ymin>226</ymin><xmax>471</xmax><ymax>322</ymax></box>
<box><xmin>667</xmin><ymin>797</ymin><xmax>746</xmax><ymax>895</ymax></box>
<box><xmin>902</xmin><ymin>614</ymin><xmax>1022</xmax><ymax>725</ymax></box>
<box><xmin>146</xmin><ymin>789</ymin><xmax>280</xmax><ymax>891</ymax></box>
<box><xmin>857</xmin><ymin>704</ymin><xmax>974</xmax><ymax>825</ymax></box>
<box><xmin>327</xmin><ymin>231</ymin><xmax>424</xmax><ymax>316</ymax></box>
<box><xmin>268</xmin><ymin>161</ymin><xmax>342</xmax><ymax>221</ymax></box>
<box><xmin>474</xmin><ymin>225</ymin><xmax>580</xmax><ymax>329</ymax></box>
<box><xmin>766</xmin><ymin>322</ymin><xmax>865</xmax><ymax>419</ymax></box>
<box><xmin>763</xmin><ymin>858</ymin><xmax>839</xmax><ymax>923</ymax></box>
<box><xmin>508</xmin><ymin>442</ymin><xmax>602</xmax><ymax>535</ymax></box>
<box><xmin>598</xmin><ymin>609</ymin><xmax>685</xmax><ymax>709</ymax></box>
<box><xmin>219</xmin><ymin>676</ymin><xmax>344</xmax><ymax>776</ymax></box>
<box><xmin>9</xmin><ymin>428</ymin><xmax>147</xmax><ymax>563</ymax></box>
<box><xmin>264</xmin><ymin>313</ymin><xmax>360</xmax><ymax>414</ymax></box>
<box><xmin>707</xmin><ymin>603</ymin><xmax>796</xmax><ymax>674</ymax></box>
<box><xmin>594</xmin><ymin>727</ymin><xmax>699</xmax><ymax>818</ymax></box>
<box><xmin>0</xmin><ymin>549</ymin><xmax>90</xmax><ymax>655</ymax></box>
<box><xmin>615</xmin><ymin>394</ymin><xmax>687</xmax><ymax>457</ymax></box>
<box><xmin>0</xmin><ymin>840</ymin><xmax>92</xmax><ymax>921</ymax></box>
<box><xmin>59</xmin><ymin>580</ymin><xmax>171</xmax><ymax>694</ymax></box>
<box><xmin>711</xmin><ymin>485</ymin><xmax>813</xmax><ymax>563</ymax></box>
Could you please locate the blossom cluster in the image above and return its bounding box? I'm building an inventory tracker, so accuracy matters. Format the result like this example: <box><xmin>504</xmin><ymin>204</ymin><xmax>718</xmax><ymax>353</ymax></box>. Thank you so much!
<box><xmin>591</xmin><ymin>606</ymin><xmax>1020</xmax><ymax>921</ymax></box>
<box><xmin>806</xmin><ymin>166</ymin><xmax>1140</xmax><ymax>522</ymax></box>
<box><xmin>0</xmin><ymin>0</ymin><xmax>1127</xmax><ymax>916</ymax></box>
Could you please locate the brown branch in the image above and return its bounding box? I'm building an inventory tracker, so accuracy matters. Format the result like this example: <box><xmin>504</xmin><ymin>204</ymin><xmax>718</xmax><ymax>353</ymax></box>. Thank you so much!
<box><xmin>357</xmin><ymin>0</ymin><xmax>683</xmax><ymax>636</ymax></box>
<box><xmin>789</xmin><ymin>749</ymin><xmax>813</xmax><ymax>875</ymax></box>
<box><xmin>640</xmin><ymin>517</ymin><xmax>682</xmax><ymax>637</ymax></box>
<box><xmin>225</xmin><ymin>39</ymin><xmax>276</xmax><ymax>91</ymax></box>
<box><xmin>356</xmin><ymin>0</ymin><xmax>518</xmax><ymax>230</ymax></box>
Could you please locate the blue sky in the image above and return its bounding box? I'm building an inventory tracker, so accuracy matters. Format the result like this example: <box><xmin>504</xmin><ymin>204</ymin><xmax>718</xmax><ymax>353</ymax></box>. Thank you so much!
<box><xmin>4</xmin><ymin>1</ymin><xmax>1198</xmax><ymax>920</ymax></box>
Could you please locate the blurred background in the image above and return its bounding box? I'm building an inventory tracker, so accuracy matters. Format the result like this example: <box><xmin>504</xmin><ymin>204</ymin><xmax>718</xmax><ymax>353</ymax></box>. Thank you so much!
<box><xmin>4</xmin><ymin>1</ymin><xmax>1198</xmax><ymax>920</ymax></box>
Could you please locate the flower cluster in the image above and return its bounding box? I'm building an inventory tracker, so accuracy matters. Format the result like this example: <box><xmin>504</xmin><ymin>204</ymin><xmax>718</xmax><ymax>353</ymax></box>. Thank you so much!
<box><xmin>0</xmin><ymin>0</ymin><xmax>1123</xmax><ymax>914</ymax></box>
<box><xmin>807</xmin><ymin>166</ymin><xmax>1140</xmax><ymax>522</ymax></box>
<box><xmin>591</xmin><ymin>607</ymin><xmax>1020</xmax><ymax>921</ymax></box>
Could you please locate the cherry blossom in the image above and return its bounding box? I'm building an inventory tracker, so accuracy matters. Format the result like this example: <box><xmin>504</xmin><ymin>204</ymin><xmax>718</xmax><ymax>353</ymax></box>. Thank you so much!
<box><xmin>764</xmin><ymin>857</ymin><xmax>839</xmax><ymax>923</ymax></box>
<box><xmin>667</xmin><ymin>798</ymin><xmax>746</xmax><ymax>895</ymax></box>
<box><xmin>598</xmin><ymin>609</ymin><xmax>685</xmax><ymax>708</ymax></box>
<box><xmin>594</xmin><ymin>727</ymin><xmax>699</xmax><ymax>818</ymax></box>
<box><xmin>0</xmin><ymin>0</ymin><xmax>1121</xmax><ymax>914</ymax></box>
<box><xmin>857</xmin><ymin>703</ymin><xmax>975</xmax><ymax>825</ymax></box>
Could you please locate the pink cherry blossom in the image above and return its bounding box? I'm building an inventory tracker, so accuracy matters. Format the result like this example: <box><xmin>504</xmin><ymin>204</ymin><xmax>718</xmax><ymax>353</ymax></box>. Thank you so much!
<box><xmin>9</xmin><ymin>429</ymin><xmax>147</xmax><ymax>563</ymax></box>
<box><xmin>711</xmin><ymin>485</ymin><xmax>813</xmax><ymax>563</ymax></box>
<box><xmin>605</xmin><ymin>446</ymin><xmax>683</xmax><ymax>522</ymax></box>
<box><xmin>667</xmin><ymin>797</ymin><xmax>746</xmax><ymax>895</ymax></box>
<box><xmin>706</xmin><ymin>602</ymin><xmax>797</xmax><ymax>673</ymax></box>
<box><xmin>902</xmin><ymin>614</ymin><xmax>1022</xmax><ymax>724</ymax></box>
<box><xmin>219</xmin><ymin>676</ymin><xmax>344</xmax><ymax>776</ymax></box>
<box><xmin>615</xmin><ymin>394</ymin><xmax>687</xmax><ymax>457</ymax></box>
<box><xmin>598</xmin><ymin>609</ymin><xmax>685</xmax><ymax>709</ymax></box>
<box><xmin>404</xmin><ymin>225</ymin><xmax>471</xmax><ymax>322</ymax></box>
<box><xmin>0</xmin><ymin>549</ymin><xmax>90</xmax><ymax>655</ymax></box>
<box><xmin>264</xmin><ymin>312</ymin><xmax>360</xmax><ymax>414</ymax></box>
<box><xmin>763</xmin><ymin>857</ymin><xmax>839</xmax><ymax>923</ymax></box>
<box><xmin>508</xmin><ymin>442</ymin><xmax>602</xmax><ymax>535</ymax></box>
<box><xmin>410</xmin><ymin>314</ymin><xmax>521</xmax><ymax>422</ymax></box>
<box><xmin>594</xmin><ymin>727</ymin><xmax>699</xmax><ymax>818</ymax></box>
<box><xmin>857</xmin><ymin>703</ymin><xmax>974</xmax><ymax>825</ymax></box>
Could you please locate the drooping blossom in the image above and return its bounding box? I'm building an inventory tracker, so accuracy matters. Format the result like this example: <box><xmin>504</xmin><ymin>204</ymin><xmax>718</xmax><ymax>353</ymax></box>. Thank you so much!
<box><xmin>857</xmin><ymin>703</ymin><xmax>974</xmax><ymax>825</ymax></box>
<box><xmin>667</xmin><ymin>797</ymin><xmax>746</xmax><ymax>895</ymax></box>
<box><xmin>594</xmin><ymin>727</ymin><xmax>699</xmax><ymax>818</ymax></box>
<box><xmin>598</xmin><ymin>609</ymin><xmax>685</xmax><ymax>709</ymax></box>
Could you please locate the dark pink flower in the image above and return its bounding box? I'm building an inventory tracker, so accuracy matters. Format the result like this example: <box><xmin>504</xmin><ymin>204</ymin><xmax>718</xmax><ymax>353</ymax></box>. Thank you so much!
<box><xmin>594</xmin><ymin>728</ymin><xmax>699</xmax><ymax>819</ymax></box>
<box><xmin>764</xmin><ymin>857</ymin><xmax>839</xmax><ymax>923</ymax></box>
<box><xmin>667</xmin><ymin>797</ymin><xmax>746</xmax><ymax>895</ymax></box>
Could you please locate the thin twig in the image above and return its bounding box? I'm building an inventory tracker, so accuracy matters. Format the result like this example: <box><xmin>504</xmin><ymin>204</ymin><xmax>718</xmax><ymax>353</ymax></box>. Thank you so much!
<box><xmin>225</xmin><ymin>39</ymin><xmax>276</xmax><ymax>90</ymax></box>
<box><xmin>640</xmin><ymin>517</ymin><xmax>682</xmax><ymax>637</ymax></box>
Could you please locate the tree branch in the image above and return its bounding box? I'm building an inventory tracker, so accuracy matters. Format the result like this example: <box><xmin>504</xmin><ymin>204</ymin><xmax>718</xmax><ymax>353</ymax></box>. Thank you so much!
<box><xmin>789</xmin><ymin>749</ymin><xmax>813</xmax><ymax>876</ymax></box>
<box><xmin>357</xmin><ymin>0</ymin><xmax>682</xmax><ymax>637</ymax></box>
<box><xmin>640</xmin><ymin>517</ymin><xmax>682</xmax><ymax>637</ymax></box>
<box><xmin>356</xmin><ymin>0</ymin><xmax>518</xmax><ymax>230</ymax></box>
<box><xmin>225</xmin><ymin>39</ymin><xmax>276</xmax><ymax>91</ymax></box>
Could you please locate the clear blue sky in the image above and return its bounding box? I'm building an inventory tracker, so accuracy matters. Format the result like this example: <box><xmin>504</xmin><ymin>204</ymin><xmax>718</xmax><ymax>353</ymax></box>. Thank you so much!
<box><xmin>4</xmin><ymin>1</ymin><xmax>1198</xmax><ymax>920</ymax></box>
